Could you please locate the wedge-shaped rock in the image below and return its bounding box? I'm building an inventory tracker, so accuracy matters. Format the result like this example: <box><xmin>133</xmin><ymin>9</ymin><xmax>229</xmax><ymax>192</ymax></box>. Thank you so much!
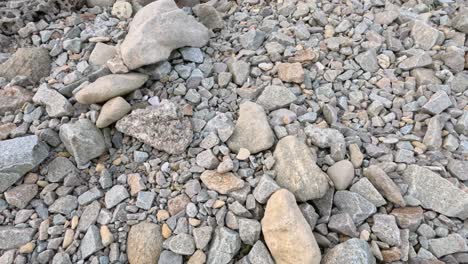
<box><xmin>0</xmin><ymin>135</ymin><xmax>49</xmax><ymax>193</ymax></box>
<box><xmin>227</xmin><ymin>101</ymin><xmax>275</xmax><ymax>154</ymax></box>
<box><xmin>75</xmin><ymin>73</ymin><xmax>148</xmax><ymax>104</ymax></box>
<box><xmin>262</xmin><ymin>189</ymin><xmax>321</xmax><ymax>264</ymax></box>
<box><xmin>403</xmin><ymin>165</ymin><xmax>468</xmax><ymax>219</ymax></box>
<box><xmin>120</xmin><ymin>0</ymin><xmax>210</xmax><ymax>69</ymax></box>
<box><xmin>200</xmin><ymin>170</ymin><xmax>245</xmax><ymax>194</ymax></box>
<box><xmin>363</xmin><ymin>165</ymin><xmax>405</xmax><ymax>207</ymax></box>
<box><xmin>274</xmin><ymin>136</ymin><xmax>329</xmax><ymax>201</ymax></box>
<box><xmin>322</xmin><ymin>238</ymin><xmax>376</xmax><ymax>264</ymax></box>
<box><xmin>116</xmin><ymin>100</ymin><xmax>193</xmax><ymax>154</ymax></box>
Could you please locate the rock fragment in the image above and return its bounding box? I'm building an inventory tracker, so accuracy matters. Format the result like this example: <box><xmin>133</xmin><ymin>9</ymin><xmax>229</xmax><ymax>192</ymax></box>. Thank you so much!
<box><xmin>200</xmin><ymin>170</ymin><xmax>245</xmax><ymax>194</ymax></box>
<box><xmin>127</xmin><ymin>222</ymin><xmax>163</xmax><ymax>264</ymax></box>
<box><xmin>428</xmin><ymin>234</ymin><xmax>468</xmax><ymax>258</ymax></box>
<box><xmin>33</xmin><ymin>85</ymin><xmax>74</xmax><ymax>117</ymax></box>
<box><xmin>334</xmin><ymin>191</ymin><xmax>376</xmax><ymax>225</ymax></box>
<box><xmin>0</xmin><ymin>48</ymin><xmax>51</xmax><ymax>83</ymax></box>
<box><xmin>96</xmin><ymin>97</ymin><xmax>131</xmax><ymax>128</ymax></box>
<box><xmin>372</xmin><ymin>214</ymin><xmax>401</xmax><ymax>246</ymax></box>
<box><xmin>256</xmin><ymin>85</ymin><xmax>297</xmax><ymax>111</ymax></box>
<box><xmin>4</xmin><ymin>184</ymin><xmax>38</xmax><ymax>209</ymax></box>
<box><xmin>0</xmin><ymin>227</ymin><xmax>35</xmax><ymax>249</ymax></box>
<box><xmin>192</xmin><ymin>3</ymin><xmax>224</xmax><ymax>30</ymax></box>
<box><xmin>327</xmin><ymin>160</ymin><xmax>354</xmax><ymax>190</ymax></box>
<box><xmin>322</xmin><ymin>238</ymin><xmax>376</xmax><ymax>264</ymax></box>
<box><xmin>355</xmin><ymin>49</ymin><xmax>379</xmax><ymax>72</ymax></box>
<box><xmin>422</xmin><ymin>91</ymin><xmax>452</xmax><ymax>115</ymax></box>
<box><xmin>207</xmin><ymin>227</ymin><xmax>241</xmax><ymax>264</ymax></box>
<box><xmin>80</xmin><ymin>225</ymin><xmax>103</xmax><ymax>259</ymax></box>
<box><xmin>363</xmin><ymin>165</ymin><xmax>405</xmax><ymax>207</ymax></box>
<box><xmin>305</xmin><ymin>126</ymin><xmax>346</xmax><ymax>161</ymax></box>
<box><xmin>0</xmin><ymin>86</ymin><xmax>33</xmax><ymax>115</ymax></box>
<box><xmin>277</xmin><ymin>62</ymin><xmax>305</xmax><ymax>83</ymax></box>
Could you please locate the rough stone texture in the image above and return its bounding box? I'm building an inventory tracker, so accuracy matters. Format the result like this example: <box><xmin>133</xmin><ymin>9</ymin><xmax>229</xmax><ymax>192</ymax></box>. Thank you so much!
<box><xmin>447</xmin><ymin>159</ymin><xmax>468</xmax><ymax>181</ymax></box>
<box><xmin>403</xmin><ymin>165</ymin><xmax>468</xmax><ymax>219</ymax></box>
<box><xmin>0</xmin><ymin>135</ymin><xmax>49</xmax><ymax>193</ymax></box>
<box><xmin>350</xmin><ymin>178</ymin><xmax>386</xmax><ymax>207</ymax></box>
<box><xmin>120</xmin><ymin>0</ymin><xmax>210</xmax><ymax>69</ymax></box>
<box><xmin>0</xmin><ymin>86</ymin><xmax>33</xmax><ymax>115</ymax></box>
<box><xmin>46</xmin><ymin>157</ymin><xmax>77</xmax><ymax>183</ymax></box>
<box><xmin>89</xmin><ymin>43</ymin><xmax>117</xmax><ymax>66</ymax></box>
<box><xmin>227</xmin><ymin>101</ymin><xmax>275</xmax><ymax>154</ymax></box>
<box><xmin>192</xmin><ymin>3</ymin><xmax>224</xmax><ymax>30</ymax></box>
<box><xmin>59</xmin><ymin>119</ymin><xmax>107</xmax><ymax>167</ymax></box>
<box><xmin>334</xmin><ymin>191</ymin><xmax>376</xmax><ymax>225</ymax></box>
<box><xmin>80</xmin><ymin>225</ymin><xmax>103</xmax><ymax>259</ymax></box>
<box><xmin>262</xmin><ymin>189</ymin><xmax>321</xmax><ymax>264</ymax></box>
<box><xmin>452</xmin><ymin>9</ymin><xmax>468</xmax><ymax>33</ymax></box>
<box><xmin>127</xmin><ymin>222</ymin><xmax>163</xmax><ymax>264</ymax></box>
<box><xmin>0</xmin><ymin>48</ymin><xmax>51</xmax><ymax>83</ymax></box>
<box><xmin>274</xmin><ymin>136</ymin><xmax>329</xmax><ymax>201</ymax></box>
<box><xmin>116</xmin><ymin>100</ymin><xmax>193</xmax><ymax>154</ymax></box>
<box><xmin>4</xmin><ymin>184</ymin><xmax>38</xmax><ymax>209</ymax></box>
<box><xmin>411</xmin><ymin>21</ymin><xmax>441</xmax><ymax>50</ymax></box>
<box><xmin>322</xmin><ymin>238</ymin><xmax>376</xmax><ymax>264</ymax></box>
<box><xmin>164</xmin><ymin>233</ymin><xmax>195</xmax><ymax>255</ymax></box>
<box><xmin>277</xmin><ymin>62</ymin><xmax>305</xmax><ymax>83</ymax></box>
<box><xmin>305</xmin><ymin>126</ymin><xmax>346</xmax><ymax>161</ymax></box>
<box><xmin>105</xmin><ymin>185</ymin><xmax>129</xmax><ymax>209</ymax></box>
<box><xmin>96</xmin><ymin>97</ymin><xmax>131</xmax><ymax>128</ymax></box>
<box><xmin>256</xmin><ymin>85</ymin><xmax>297</xmax><ymax>111</ymax></box>
<box><xmin>206</xmin><ymin>227</ymin><xmax>241</xmax><ymax>264</ymax></box>
<box><xmin>0</xmin><ymin>227</ymin><xmax>35</xmax><ymax>249</ymax></box>
<box><xmin>75</xmin><ymin>73</ymin><xmax>148</xmax><ymax>104</ymax></box>
<box><xmin>200</xmin><ymin>170</ymin><xmax>245</xmax><ymax>194</ymax></box>
<box><xmin>428</xmin><ymin>234</ymin><xmax>468</xmax><ymax>258</ymax></box>
<box><xmin>372</xmin><ymin>214</ymin><xmax>401</xmax><ymax>246</ymax></box>
<box><xmin>355</xmin><ymin>49</ymin><xmax>379</xmax><ymax>72</ymax></box>
<box><xmin>363</xmin><ymin>165</ymin><xmax>405</xmax><ymax>207</ymax></box>
<box><xmin>33</xmin><ymin>85</ymin><xmax>74</xmax><ymax>117</ymax></box>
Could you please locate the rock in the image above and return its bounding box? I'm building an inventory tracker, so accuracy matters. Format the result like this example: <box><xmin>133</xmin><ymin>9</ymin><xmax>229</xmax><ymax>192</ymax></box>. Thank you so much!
<box><xmin>398</xmin><ymin>53</ymin><xmax>433</xmax><ymax>70</ymax></box>
<box><xmin>96</xmin><ymin>97</ymin><xmax>131</xmax><ymax>128</ymax></box>
<box><xmin>277</xmin><ymin>62</ymin><xmax>305</xmax><ymax>83</ymax></box>
<box><xmin>227</xmin><ymin>102</ymin><xmax>275</xmax><ymax>154</ymax></box>
<box><xmin>75</xmin><ymin>73</ymin><xmax>148</xmax><ymax>104</ymax></box>
<box><xmin>77</xmin><ymin>201</ymin><xmax>101</xmax><ymax>232</ymax></box>
<box><xmin>428</xmin><ymin>234</ymin><xmax>468</xmax><ymax>258</ymax></box>
<box><xmin>372</xmin><ymin>214</ymin><xmax>401</xmax><ymax>246</ymax></box>
<box><xmin>322</xmin><ymin>238</ymin><xmax>376</xmax><ymax>264</ymax></box>
<box><xmin>447</xmin><ymin>159</ymin><xmax>468</xmax><ymax>181</ymax></box>
<box><xmin>207</xmin><ymin>227</ymin><xmax>241</xmax><ymax>264</ymax></box>
<box><xmin>262</xmin><ymin>189</ymin><xmax>321</xmax><ymax>264</ymax></box>
<box><xmin>116</xmin><ymin>100</ymin><xmax>193</xmax><ymax>154</ymax></box>
<box><xmin>442</xmin><ymin>46</ymin><xmax>465</xmax><ymax>73</ymax></box>
<box><xmin>49</xmin><ymin>195</ymin><xmax>78</xmax><ymax>216</ymax></box>
<box><xmin>363</xmin><ymin>165</ymin><xmax>405</xmax><ymax>207</ymax></box>
<box><xmin>247</xmin><ymin>240</ymin><xmax>274</xmax><ymax>264</ymax></box>
<box><xmin>105</xmin><ymin>185</ymin><xmax>129</xmax><ymax>209</ymax></box>
<box><xmin>200</xmin><ymin>170</ymin><xmax>244</xmax><ymax>194</ymax></box>
<box><xmin>0</xmin><ymin>227</ymin><xmax>35</xmax><ymax>249</ymax></box>
<box><xmin>239</xmin><ymin>29</ymin><xmax>266</xmax><ymax>50</ymax></box>
<box><xmin>391</xmin><ymin>207</ymin><xmax>424</xmax><ymax>231</ymax></box>
<box><xmin>4</xmin><ymin>184</ymin><xmax>38</xmax><ymax>209</ymax></box>
<box><xmin>274</xmin><ymin>136</ymin><xmax>329</xmax><ymax>201</ymax></box>
<box><xmin>128</xmin><ymin>222</ymin><xmax>163</xmax><ymax>264</ymax></box>
<box><xmin>355</xmin><ymin>49</ymin><xmax>379</xmax><ymax>72</ymax></box>
<box><xmin>192</xmin><ymin>3</ymin><xmax>224</xmax><ymax>30</ymax></box>
<box><xmin>0</xmin><ymin>48</ymin><xmax>51</xmax><ymax>83</ymax></box>
<box><xmin>89</xmin><ymin>43</ymin><xmax>117</xmax><ymax>66</ymax></box>
<box><xmin>452</xmin><ymin>72</ymin><xmax>468</xmax><ymax>93</ymax></box>
<box><xmin>112</xmin><ymin>1</ymin><xmax>133</xmax><ymax>19</ymax></box>
<box><xmin>253</xmin><ymin>174</ymin><xmax>280</xmax><ymax>204</ymax></box>
<box><xmin>193</xmin><ymin>226</ymin><xmax>213</xmax><ymax>249</ymax></box>
<box><xmin>403</xmin><ymin>165</ymin><xmax>468</xmax><ymax>219</ymax></box>
<box><xmin>159</xmin><ymin>250</ymin><xmax>183</xmax><ymax>264</ymax></box>
<box><xmin>452</xmin><ymin>9</ymin><xmax>468</xmax><ymax>33</ymax></box>
<box><xmin>63</xmin><ymin>38</ymin><xmax>82</xmax><ymax>53</ymax></box>
<box><xmin>87</xmin><ymin>0</ymin><xmax>116</xmax><ymax>7</ymax></box>
<box><xmin>80</xmin><ymin>225</ymin><xmax>103</xmax><ymax>259</ymax></box>
<box><xmin>52</xmin><ymin>252</ymin><xmax>72</xmax><ymax>264</ymax></box>
<box><xmin>423</xmin><ymin>115</ymin><xmax>443</xmax><ymax>150</ymax></box>
<box><xmin>59</xmin><ymin>119</ymin><xmax>107</xmax><ymax>167</ymax></box>
<box><xmin>238</xmin><ymin>218</ymin><xmax>261</xmax><ymax>245</ymax></box>
<box><xmin>350</xmin><ymin>178</ymin><xmax>387</xmax><ymax>207</ymax></box>
<box><xmin>455</xmin><ymin>111</ymin><xmax>468</xmax><ymax>135</ymax></box>
<box><xmin>228</xmin><ymin>60</ymin><xmax>250</xmax><ymax>85</ymax></box>
<box><xmin>422</xmin><ymin>91</ymin><xmax>452</xmax><ymax>115</ymax></box>
<box><xmin>328</xmin><ymin>213</ymin><xmax>358</xmax><ymax>237</ymax></box>
<box><xmin>164</xmin><ymin>233</ymin><xmax>195</xmax><ymax>255</ymax></box>
<box><xmin>305</xmin><ymin>126</ymin><xmax>346</xmax><ymax>161</ymax></box>
<box><xmin>334</xmin><ymin>191</ymin><xmax>376</xmax><ymax>225</ymax></box>
<box><xmin>0</xmin><ymin>135</ymin><xmax>49</xmax><ymax>192</ymax></box>
<box><xmin>327</xmin><ymin>160</ymin><xmax>354</xmax><ymax>190</ymax></box>
<box><xmin>180</xmin><ymin>47</ymin><xmax>204</xmax><ymax>63</ymax></box>
<box><xmin>256</xmin><ymin>85</ymin><xmax>297</xmax><ymax>111</ymax></box>
<box><xmin>120</xmin><ymin>0</ymin><xmax>210</xmax><ymax>69</ymax></box>
<box><xmin>168</xmin><ymin>194</ymin><xmax>190</xmax><ymax>216</ymax></box>
<box><xmin>411</xmin><ymin>21</ymin><xmax>441</xmax><ymax>50</ymax></box>
<box><xmin>188</xmin><ymin>250</ymin><xmax>206</xmax><ymax>264</ymax></box>
<box><xmin>46</xmin><ymin>157</ymin><xmax>77</xmax><ymax>183</ymax></box>
<box><xmin>196</xmin><ymin>149</ymin><xmax>219</xmax><ymax>169</ymax></box>
<box><xmin>0</xmin><ymin>86</ymin><xmax>33</xmax><ymax>115</ymax></box>
<box><xmin>33</xmin><ymin>85</ymin><xmax>74</xmax><ymax>117</ymax></box>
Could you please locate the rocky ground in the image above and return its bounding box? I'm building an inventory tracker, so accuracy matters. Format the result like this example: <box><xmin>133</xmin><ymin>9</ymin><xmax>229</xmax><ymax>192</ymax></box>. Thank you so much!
<box><xmin>0</xmin><ymin>0</ymin><xmax>467</xmax><ymax>263</ymax></box>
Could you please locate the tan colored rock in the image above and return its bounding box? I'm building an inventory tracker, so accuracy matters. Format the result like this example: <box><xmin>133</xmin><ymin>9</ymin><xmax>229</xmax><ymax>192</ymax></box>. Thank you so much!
<box><xmin>364</xmin><ymin>165</ymin><xmax>406</xmax><ymax>207</ymax></box>
<box><xmin>127</xmin><ymin>222</ymin><xmax>163</xmax><ymax>264</ymax></box>
<box><xmin>262</xmin><ymin>189</ymin><xmax>321</xmax><ymax>264</ymax></box>
<box><xmin>277</xmin><ymin>62</ymin><xmax>305</xmax><ymax>83</ymax></box>
<box><xmin>89</xmin><ymin>43</ymin><xmax>117</xmax><ymax>66</ymax></box>
<box><xmin>63</xmin><ymin>229</ymin><xmax>74</xmax><ymax>248</ymax></box>
<box><xmin>19</xmin><ymin>242</ymin><xmax>35</xmax><ymax>254</ymax></box>
<box><xmin>112</xmin><ymin>1</ymin><xmax>133</xmax><ymax>19</ymax></box>
<box><xmin>75</xmin><ymin>73</ymin><xmax>148</xmax><ymax>104</ymax></box>
<box><xmin>188</xmin><ymin>250</ymin><xmax>207</xmax><ymax>264</ymax></box>
<box><xmin>349</xmin><ymin>143</ymin><xmax>364</xmax><ymax>168</ymax></box>
<box><xmin>100</xmin><ymin>225</ymin><xmax>114</xmax><ymax>246</ymax></box>
<box><xmin>127</xmin><ymin>173</ymin><xmax>146</xmax><ymax>196</ymax></box>
<box><xmin>0</xmin><ymin>86</ymin><xmax>33</xmax><ymax>115</ymax></box>
<box><xmin>162</xmin><ymin>223</ymin><xmax>172</xmax><ymax>239</ymax></box>
<box><xmin>168</xmin><ymin>194</ymin><xmax>190</xmax><ymax>216</ymax></box>
<box><xmin>200</xmin><ymin>170</ymin><xmax>245</xmax><ymax>194</ymax></box>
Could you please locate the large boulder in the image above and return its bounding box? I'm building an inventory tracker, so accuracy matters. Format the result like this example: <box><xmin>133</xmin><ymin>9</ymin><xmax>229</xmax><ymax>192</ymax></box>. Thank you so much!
<box><xmin>120</xmin><ymin>0</ymin><xmax>210</xmax><ymax>69</ymax></box>
<box><xmin>0</xmin><ymin>48</ymin><xmax>51</xmax><ymax>83</ymax></box>
<box><xmin>116</xmin><ymin>100</ymin><xmax>193</xmax><ymax>154</ymax></box>
<box><xmin>273</xmin><ymin>136</ymin><xmax>329</xmax><ymax>201</ymax></box>
<box><xmin>262</xmin><ymin>189</ymin><xmax>321</xmax><ymax>264</ymax></box>
<box><xmin>127</xmin><ymin>222</ymin><xmax>163</xmax><ymax>264</ymax></box>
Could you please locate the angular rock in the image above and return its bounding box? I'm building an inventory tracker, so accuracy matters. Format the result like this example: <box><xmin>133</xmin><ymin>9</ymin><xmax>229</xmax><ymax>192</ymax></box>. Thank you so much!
<box><xmin>105</xmin><ymin>185</ymin><xmax>129</xmax><ymax>209</ymax></box>
<box><xmin>49</xmin><ymin>195</ymin><xmax>78</xmax><ymax>216</ymax></box>
<box><xmin>196</xmin><ymin>149</ymin><xmax>219</xmax><ymax>169</ymax></box>
<box><xmin>411</xmin><ymin>21</ymin><xmax>440</xmax><ymax>50</ymax></box>
<box><xmin>127</xmin><ymin>222</ymin><xmax>163</xmax><ymax>264</ymax></box>
<box><xmin>4</xmin><ymin>184</ymin><xmax>38</xmax><ymax>209</ymax></box>
<box><xmin>0</xmin><ymin>48</ymin><xmax>51</xmax><ymax>83</ymax></box>
<box><xmin>238</xmin><ymin>218</ymin><xmax>261</xmax><ymax>245</ymax></box>
<box><xmin>452</xmin><ymin>9</ymin><xmax>468</xmax><ymax>33</ymax></box>
<box><xmin>328</xmin><ymin>213</ymin><xmax>358</xmax><ymax>237</ymax></box>
<box><xmin>422</xmin><ymin>91</ymin><xmax>452</xmax><ymax>115</ymax></box>
<box><xmin>391</xmin><ymin>207</ymin><xmax>424</xmax><ymax>231</ymax></box>
<box><xmin>0</xmin><ymin>135</ymin><xmax>49</xmax><ymax>192</ymax></box>
<box><xmin>305</xmin><ymin>126</ymin><xmax>346</xmax><ymax>161</ymax></box>
<box><xmin>256</xmin><ymin>85</ymin><xmax>297</xmax><ymax>111</ymax></box>
<box><xmin>46</xmin><ymin>157</ymin><xmax>77</xmax><ymax>183</ymax></box>
<box><xmin>89</xmin><ymin>43</ymin><xmax>117</xmax><ymax>66</ymax></box>
<box><xmin>372</xmin><ymin>214</ymin><xmax>401</xmax><ymax>246</ymax></box>
<box><xmin>75</xmin><ymin>73</ymin><xmax>148</xmax><ymax>104</ymax></box>
<box><xmin>253</xmin><ymin>174</ymin><xmax>280</xmax><ymax>204</ymax></box>
<box><xmin>247</xmin><ymin>241</ymin><xmax>274</xmax><ymax>264</ymax></box>
<box><xmin>428</xmin><ymin>234</ymin><xmax>468</xmax><ymax>258</ymax></box>
<box><xmin>423</xmin><ymin>115</ymin><xmax>443</xmax><ymax>150</ymax></box>
<box><xmin>228</xmin><ymin>60</ymin><xmax>250</xmax><ymax>86</ymax></box>
<box><xmin>355</xmin><ymin>49</ymin><xmax>379</xmax><ymax>73</ymax></box>
<box><xmin>96</xmin><ymin>96</ymin><xmax>131</xmax><ymax>128</ymax></box>
<box><xmin>398</xmin><ymin>53</ymin><xmax>432</xmax><ymax>70</ymax></box>
<box><xmin>168</xmin><ymin>194</ymin><xmax>190</xmax><ymax>216</ymax></box>
<box><xmin>447</xmin><ymin>159</ymin><xmax>468</xmax><ymax>181</ymax></box>
<box><xmin>59</xmin><ymin>119</ymin><xmax>107</xmax><ymax>167</ymax></box>
<box><xmin>193</xmin><ymin>226</ymin><xmax>213</xmax><ymax>249</ymax></box>
<box><xmin>403</xmin><ymin>165</ymin><xmax>468</xmax><ymax>219</ymax></box>
<box><xmin>277</xmin><ymin>62</ymin><xmax>305</xmax><ymax>83</ymax></box>
<box><xmin>192</xmin><ymin>3</ymin><xmax>224</xmax><ymax>30</ymax></box>
<box><xmin>120</xmin><ymin>0</ymin><xmax>210</xmax><ymax>69</ymax></box>
<box><xmin>239</xmin><ymin>29</ymin><xmax>266</xmax><ymax>50</ymax></box>
<box><xmin>274</xmin><ymin>136</ymin><xmax>329</xmax><ymax>201</ymax></box>
<box><xmin>262</xmin><ymin>189</ymin><xmax>321</xmax><ymax>264</ymax></box>
<box><xmin>350</xmin><ymin>178</ymin><xmax>387</xmax><ymax>207</ymax></box>
<box><xmin>207</xmin><ymin>227</ymin><xmax>241</xmax><ymax>264</ymax></box>
<box><xmin>363</xmin><ymin>165</ymin><xmax>405</xmax><ymax>207</ymax></box>
<box><xmin>164</xmin><ymin>233</ymin><xmax>196</xmax><ymax>255</ymax></box>
<box><xmin>0</xmin><ymin>227</ymin><xmax>35</xmax><ymax>249</ymax></box>
<box><xmin>0</xmin><ymin>86</ymin><xmax>33</xmax><ymax>115</ymax></box>
<box><xmin>33</xmin><ymin>85</ymin><xmax>74</xmax><ymax>117</ymax></box>
<box><xmin>77</xmin><ymin>201</ymin><xmax>101</xmax><ymax>232</ymax></box>
<box><xmin>334</xmin><ymin>191</ymin><xmax>376</xmax><ymax>225</ymax></box>
<box><xmin>322</xmin><ymin>238</ymin><xmax>376</xmax><ymax>264</ymax></box>
<box><xmin>116</xmin><ymin>100</ymin><xmax>193</xmax><ymax>154</ymax></box>
<box><xmin>80</xmin><ymin>225</ymin><xmax>103</xmax><ymax>259</ymax></box>
<box><xmin>227</xmin><ymin>102</ymin><xmax>275</xmax><ymax>154</ymax></box>
<box><xmin>200</xmin><ymin>170</ymin><xmax>244</xmax><ymax>194</ymax></box>
<box><xmin>159</xmin><ymin>250</ymin><xmax>183</xmax><ymax>264</ymax></box>
<box><xmin>327</xmin><ymin>160</ymin><xmax>354</xmax><ymax>190</ymax></box>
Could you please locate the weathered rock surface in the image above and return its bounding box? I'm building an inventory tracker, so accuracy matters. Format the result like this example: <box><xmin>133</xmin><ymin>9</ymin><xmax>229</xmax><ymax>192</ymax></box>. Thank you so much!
<box><xmin>33</xmin><ymin>85</ymin><xmax>74</xmax><ymax>117</ymax></box>
<box><xmin>127</xmin><ymin>222</ymin><xmax>163</xmax><ymax>264</ymax></box>
<box><xmin>207</xmin><ymin>227</ymin><xmax>241</xmax><ymax>264</ymax></box>
<box><xmin>262</xmin><ymin>189</ymin><xmax>321</xmax><ymax>264</ymax></box>
<box><xmin>363</xmin><ymin>165</ymin><xmax>405</xmax><ymax>207</ymax></box>
<box><xmin>96</xmin><ymin>97</ymin><xmax>131</xmax><ymax>128</ymax></box>
<box><xmin>0</xmin><ymin>86</ymin><xmax>33</xmax><ymax>115</ymax></box>
<box><xmin>0</xmin><ymin>48</ymin><xmax>51</xmax><ymax>83</ymax></box>
<box><xmin>274</xmin><ymin>136</ymin><xmax>329</xmax><ymax>201</ymax></box>
<box><xmin>334</xmin><ymin>191</ymin><xmax>377</xmax><ymax>225</ymax></box>
<box><xmin>256</xmin><ymin>85</ymin><xmax>297</xmax><ymax>111</ymax></box>
<box><xmin>200</xmin><ymin>170</ymin><xmax>245</xmax><ymax>194</ymax></box>
<box><xmin>322</xmin><ymin>238</ymin><xmax>376</xmax><ymax>264</ymax></box>
<box><xmin>116</xmin><ymin>100</ymin><xmax>193</xmax><ymax>154</ymax></box>
<box><xmin>120</xmin><ymin>0</ymin><xmax>210</xmax><ymax>69</ymax></box>
<box><xmin>0</xmin><ymin>227</ymin><xmax>35</xmax><ymax>249</ymax></box>
<box><xmin>305</xmin><ymin>126</ymin><xmax>346</xmax><ymax>161</ymax></box>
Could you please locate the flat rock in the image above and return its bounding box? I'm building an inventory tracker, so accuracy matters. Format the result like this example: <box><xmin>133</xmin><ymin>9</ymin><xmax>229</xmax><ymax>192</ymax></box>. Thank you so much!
<box><xmin>403</xmin><ymin>165</ymin><xmax>468</xmax><ymax>219</ymax></box>
<box><xmin>200</xmin><ymin>170</ymin><xmax>245</xmax><ymax>194</ymax></box>
<box><xmin>372</xmin><ymin>214</ymin><xmax>401</xmax><ymax>246</ymax></box>
<box><xmin>228</xmin><ymin>60</ymin><xmax>250</xmax><ymax>85</ymax></box>
<box><xmin>116</xmin><ymin>100</ymin><xmax>193</xmax><ymax>154</ymax></box>
<box><xmin>75</xmin><ymin>73</ymin><xmax>148</xmax><ymax>104</ymax></box>
<box><xmin>207</xmin><ymin>227</ymin><xmax>241</xmax><ymax>264</ymax></box>
<box><xmin>452</xmin><ymin>9</ymin><xmax>468</xmax><ymax>33</ymax></box>
<box><xmin>49</xmin><ymin>195</ymin><xmax>78</xmax><ymax>216</ymax></box>
<box><xmin>0</xmin><ymin>86</ymin><xmax>33</xmax><ymax>115</ymax></box>
<box><xmin>447</xmin><ymin>159</ymin><xmax>468</xmax><ymax>181</ymax></box>
<box><xmin>262</xmin><ymin>189</ymin><xmax>321</xmax><ymax>264</ymax></box>
<box><xmin>334</xmin><ymin>191</ymin><xmax>376</xmax><ymax>225</ymax></box>
<box><xmin>0</xmin><ymin>48</ymin><xmax>51</xmax><ymax>83</ymax></box>
<box><xmin>0</xmin><ymin>227</ymin><xmax>35</xmax><ymax>249</ymax></box>
<box><xmin>80</xmin><ymin>225</ymin><xmax>103</xmax><ymax>259</ymax></box>
<box><xmin>422</xmin><ymin>91</ymin><xmax>452</xmax><ymax>115</ymax></box>
<box><xmin>277</xmin><ymin>62</ymin><xmax>305</xmax><ymax>83</ymax></box>
<box><xmin>428</xmin><ymin>234</ymin><xmax>468</xmax><ymax>258</ymax></box>
<box><xmin>398</xmin><ymin>53</ymin><xmax>432</xmax><ymax>70</ymax></box>
<box><xmin>322</xmin><ymin>238</ymin><xmax>376</xmax><ymax>264</ymax></box>
<box><xmin>4</xmin><ymin>184</ymin><xmax>38</xmax><ymax>209</ymax></box>
<box><xmin>105</xmin><ymin>185</ymin><xmax>129</xmax><ymax>209</ymax></box>
<box><xmin>96</xmin><ymin>96</ymin><xmax>131</xmax><ymax>128</ymax></box>
<box><xmin>120</xmin><ymin>0</ymin><xmax>209</xmax><ymax>69</ymax></box>
<box><xmin>127</xmin><ymin>222</ymin><xmax>163</xmax><ymax>264</ymax></box>
<box><xmin>355</xmin><ymin>49</ymin><xmax>379</xmax><ymax>73</ymax></box>
<box><xmin>164</xmin><ymin>233</ymin><xmax>195</xmax><ymax>255</ymax></box>
<box><xmin>89</xmin><ymin>42</ymin><xmax>117</xmax><ymax>66</ymax></box>
<box><xmin>256</xmin><ymin>85</ymin><xmax>297</xmax><ymax>111</ymax></box>
<box><xmin>227</xmin><ymin>101</ymin><xmax>275</xmax><ymax>154</ymax></box>
<box><xmin>59</xmin><ymin>119</ymin><xmax>107</xmax><ymax>167</ymax></box>
<box><xmin>46</xmin><ymin>157</ymin><xmax>77</xmax><ymax>183</ymax></box>
<box><xmin>363</xmin><ymin>165</ymin><xmax>405</xmax><ymax>207</ymax></box>
<box><xmin>0</xmin><ymin>135</ymin><xmax>49</xmax><ymax>192</ymax></box>
<box><xmin>411</xmin><ymin>21</ymin><xmax>441</xmax><ymax>50</ymax></box>
<box><xmin>33</xmin><ymin>85</ymin><xmax>74</xmax><ymax>117</ymax></box>
<box><xmin>274</xmin><ymin>136</ymin><xmax>329</xmax><ymax>201</ymax></box>
<box><xmin>350</xmin><ymin>178</ymin><xmax>387</xmax><ymax>207</ymax></box>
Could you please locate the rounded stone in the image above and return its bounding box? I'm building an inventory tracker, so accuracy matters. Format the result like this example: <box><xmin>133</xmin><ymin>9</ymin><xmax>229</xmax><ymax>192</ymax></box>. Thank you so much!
<box><xmin>327</xmin><ymin>160</ymin><xmax>355</xmax><ymax>190</ymax></box>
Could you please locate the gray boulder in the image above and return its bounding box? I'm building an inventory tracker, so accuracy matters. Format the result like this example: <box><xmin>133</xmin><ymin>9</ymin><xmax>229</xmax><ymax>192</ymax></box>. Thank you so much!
<box><xmin>207</xmin><ymin>227</ymin><xmax>241</xmax><ymax>264</ymax></box>
<box><xmin>0</xmin><ymin>227</ymin><xmax>35</xmax><ymax>249</ymax></box>
<box><xmin>322</xmin><ymin>238</ymin><xmax>376</xmax><ymax>264</ymax></box>
<box><xmin>33</xmin><ymin>85</ymin><xmax>74</xmax><ymax>117</ymax></box>
<box><xmin>0</xmin><ymin>48</ymin><xmax>51</xmax><ymax>83</ymax></box>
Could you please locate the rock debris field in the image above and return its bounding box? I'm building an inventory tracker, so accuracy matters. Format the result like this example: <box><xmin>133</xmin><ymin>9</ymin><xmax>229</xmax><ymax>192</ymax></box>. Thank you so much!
<box><xmin>0</xmin><ymin>0</ymin><xmax>467</xmax><ymax>263</ymax></box>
